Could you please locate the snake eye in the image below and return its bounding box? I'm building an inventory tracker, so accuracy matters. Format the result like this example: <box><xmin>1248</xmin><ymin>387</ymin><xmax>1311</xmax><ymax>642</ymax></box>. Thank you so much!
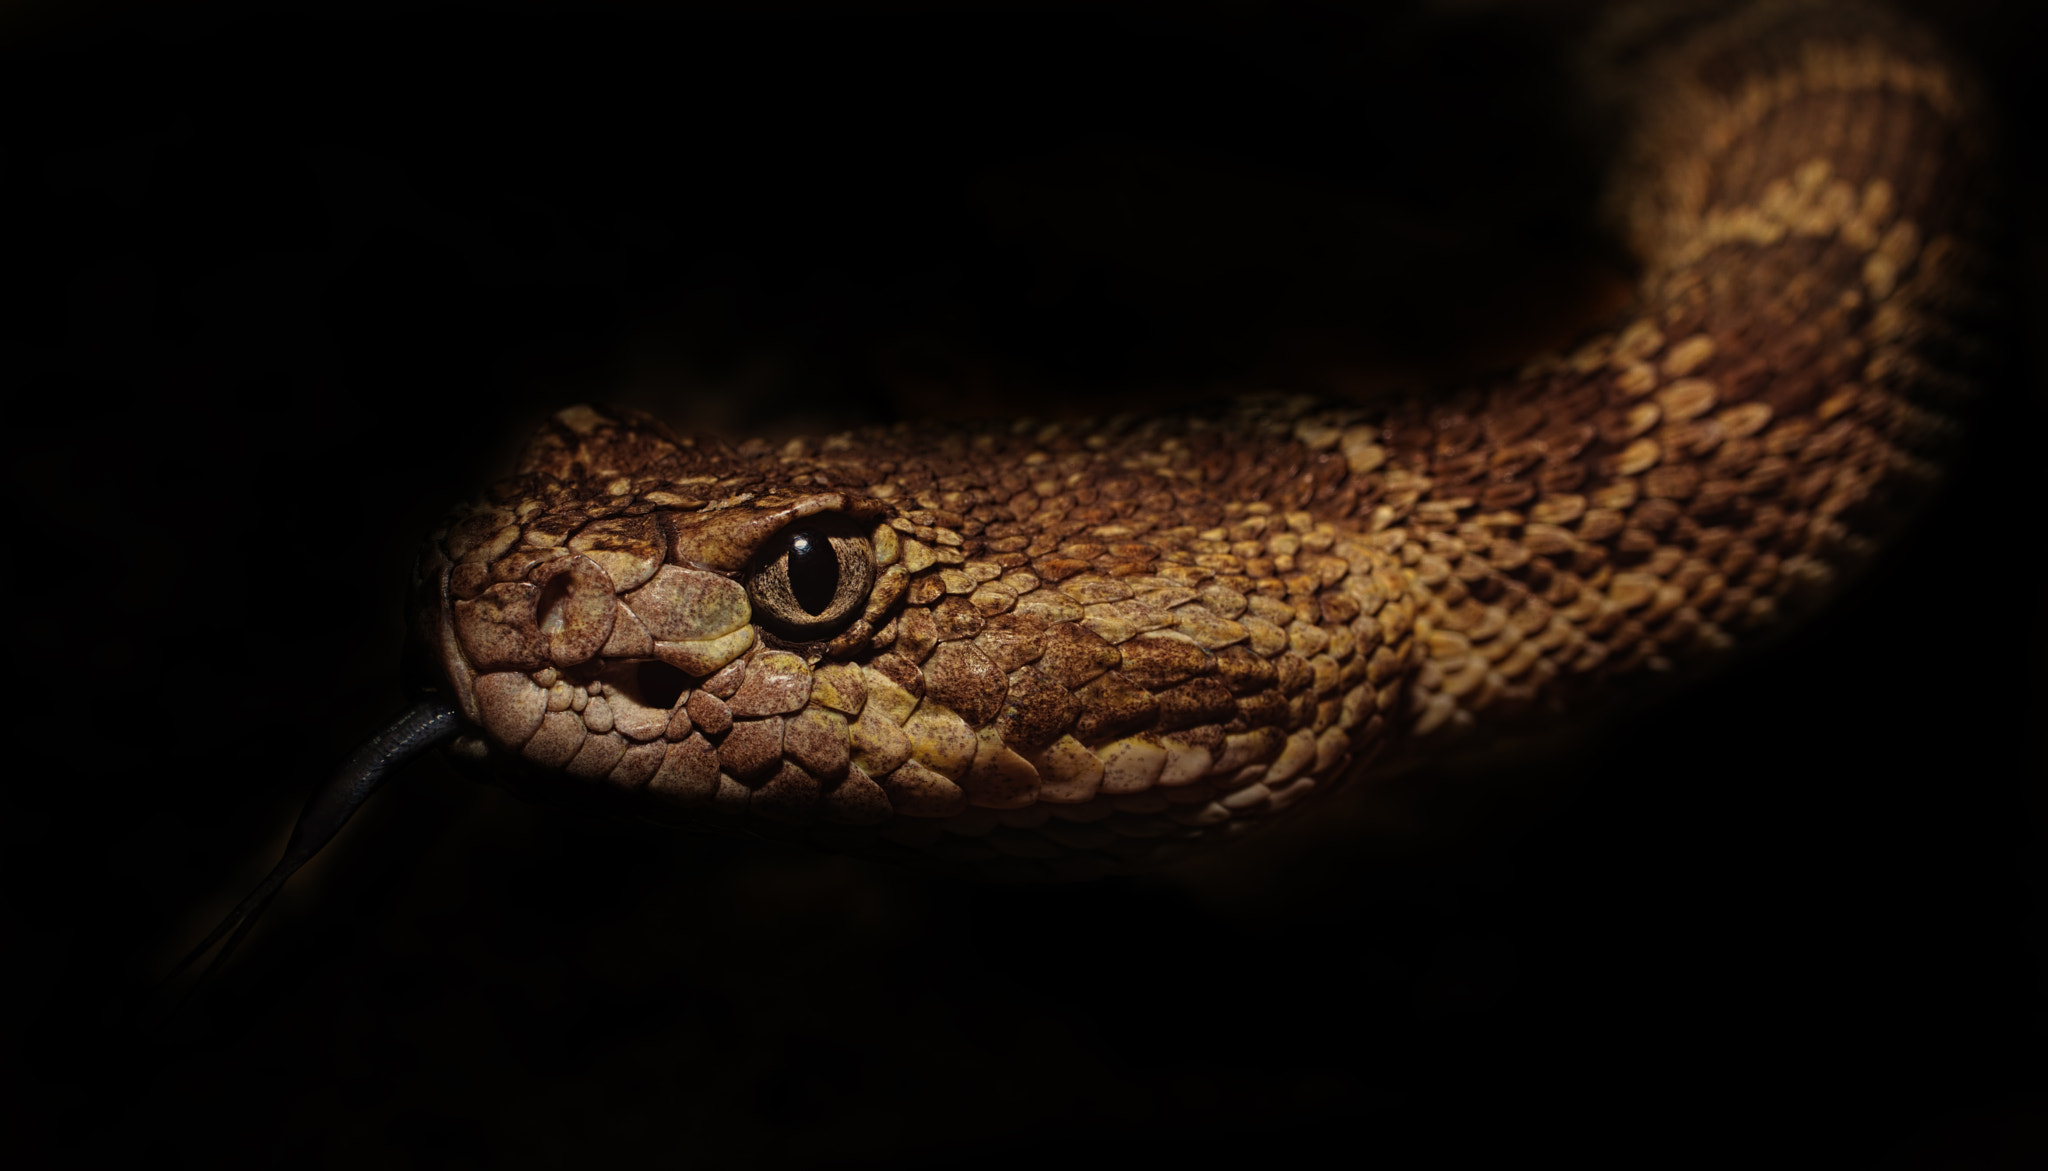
<box><xmin>745</xmin><ymin>518</ymin><xmax>874</xmax><ymax>639</ymax></box>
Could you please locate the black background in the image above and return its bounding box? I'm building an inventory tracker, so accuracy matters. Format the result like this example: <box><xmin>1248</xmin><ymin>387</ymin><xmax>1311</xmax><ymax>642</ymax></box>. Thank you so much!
<box><xmin>6</xmin><ymin>1</ymin><xmax>2043</xmax><ymax>1165</ymax></box>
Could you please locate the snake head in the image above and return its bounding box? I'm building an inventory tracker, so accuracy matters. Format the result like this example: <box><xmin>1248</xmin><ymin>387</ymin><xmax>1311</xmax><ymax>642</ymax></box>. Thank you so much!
<box><xmin>411</xmin><ymin>402</ymin><xmax>1415</xmax><ymax>877</ymax></box>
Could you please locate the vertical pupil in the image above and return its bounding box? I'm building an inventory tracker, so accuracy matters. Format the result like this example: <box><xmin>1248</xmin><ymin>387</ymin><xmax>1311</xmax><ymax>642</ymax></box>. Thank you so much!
<box><xmin>786</xmin><ymin>531</ymin><xmax>839</xmax><ymax>616</ymax></box>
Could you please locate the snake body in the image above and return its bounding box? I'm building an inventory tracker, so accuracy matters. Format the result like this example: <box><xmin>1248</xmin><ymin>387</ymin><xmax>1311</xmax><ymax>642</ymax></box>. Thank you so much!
<box><xmin>411</xmin><ymin>1</ymin><xmax>1994</xmax><ymax>881</ymax></box>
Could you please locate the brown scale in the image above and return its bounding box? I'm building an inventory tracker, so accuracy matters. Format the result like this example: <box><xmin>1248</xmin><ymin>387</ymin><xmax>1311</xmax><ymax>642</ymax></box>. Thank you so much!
<box><xmin>402</xmin><ymin>2</ymin><xmax>1994</xmax><ymax>881</ymax></box>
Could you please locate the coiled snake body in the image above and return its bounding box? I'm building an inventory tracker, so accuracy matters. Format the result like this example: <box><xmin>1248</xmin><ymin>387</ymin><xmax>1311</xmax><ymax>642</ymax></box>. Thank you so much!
<box><xmin>397</xmin><ymin>1</ymin><xmax>1995</xmax><ymax>883</ymax></box>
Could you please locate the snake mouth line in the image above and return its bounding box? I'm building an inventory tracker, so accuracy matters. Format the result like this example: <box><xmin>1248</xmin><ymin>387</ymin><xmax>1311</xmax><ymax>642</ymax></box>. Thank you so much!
<box><xmin>599</xmin><ymin>659</ymin><xmax>693</xmax><ymax>713</ymax></box>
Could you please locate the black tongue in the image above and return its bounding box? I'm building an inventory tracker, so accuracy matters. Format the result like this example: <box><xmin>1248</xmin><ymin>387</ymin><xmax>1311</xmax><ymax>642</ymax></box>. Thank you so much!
<box><xmin>141</xmin><ymin>697</ymin><xmax>464</xmax><ymax>1032</ymax></box>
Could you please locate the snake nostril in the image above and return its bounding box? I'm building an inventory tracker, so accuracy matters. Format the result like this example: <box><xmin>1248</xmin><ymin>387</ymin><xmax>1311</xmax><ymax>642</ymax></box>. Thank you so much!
<box><xmin>535</xmin><ymin>573</ymin><xmax>573</xmax><ymax>636</ymax></box>
<box><xmin>531</xmin><ymin>555</ymin><xmax>618</xmax><ymax>668</ymax></box>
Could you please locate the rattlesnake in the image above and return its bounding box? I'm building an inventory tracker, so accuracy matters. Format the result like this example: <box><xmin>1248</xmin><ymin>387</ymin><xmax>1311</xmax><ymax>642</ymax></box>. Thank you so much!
<box><xmin>174</xmin><ymin>0</ymin><xmax>1999</xmax><ymax>974</ymax></box>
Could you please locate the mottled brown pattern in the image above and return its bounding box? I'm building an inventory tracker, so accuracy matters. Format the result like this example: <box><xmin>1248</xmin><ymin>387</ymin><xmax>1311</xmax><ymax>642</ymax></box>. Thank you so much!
<box><xmin>410</xmin><ymin>1</ymin><xmax>1993</xmax><ymax>880</ymax></box>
